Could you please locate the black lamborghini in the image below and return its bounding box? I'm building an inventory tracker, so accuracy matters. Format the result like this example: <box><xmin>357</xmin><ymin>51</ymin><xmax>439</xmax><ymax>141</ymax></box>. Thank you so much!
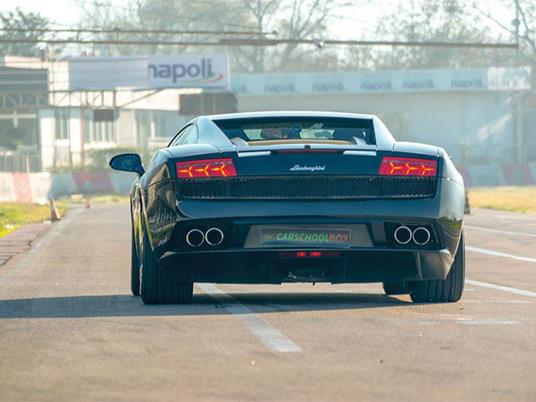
<box><xmin>110</xmin><ymin>111</ymin><xmax>465</xmax><ymax>304</ymax></box>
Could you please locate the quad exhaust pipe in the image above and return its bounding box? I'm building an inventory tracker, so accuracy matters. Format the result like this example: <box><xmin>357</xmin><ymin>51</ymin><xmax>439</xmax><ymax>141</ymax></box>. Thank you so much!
<box><xmin>185</xmin><ymin>228</ymin><xmax>224</xmax><ymax>247</ymax></box>
<box><xmin>394</xmin><ymin>226</ymin><xmax>412</xmax><ymax>245</ymax></box>
<box><xmin>205</xmin><ymin>227</ymin><xmax>224</xmax><ymax>246</ymax></box>
<box><xmin>412</xmin><ymin>227</ymin><xmax>431</xmax><ymax>246</ymax></box>
<box><xmin>186</xmin><ymin>229</ymin><xmax>205</xmax><ymax>247</ymax></box>
<box><xmin>394</xmin><ymin>225</ymin><xmax>431</xmax><ymax>246</ymax></box>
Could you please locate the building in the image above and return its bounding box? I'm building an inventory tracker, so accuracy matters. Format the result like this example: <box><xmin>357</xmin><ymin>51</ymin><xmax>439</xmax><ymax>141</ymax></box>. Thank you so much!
<box><xmin>0</xmin><ymin>57</ymin><xmax>49</xmax><ymax>171</ymax></box>
<box><xmin>231</xmin><ymin>67</ymin><xmax>532</xmax><ymax>165</ymax></box>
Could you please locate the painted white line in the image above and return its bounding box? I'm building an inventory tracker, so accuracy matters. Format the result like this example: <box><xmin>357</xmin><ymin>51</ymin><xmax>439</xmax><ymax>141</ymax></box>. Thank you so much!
<box><xmin>418</xmin><ymin>319</ymin><xmax>520</xmax><ymax>326</ymax></box>
<box><xmin>197</xmin><ymin>283</ymin><xmax>302</xmax><ymax>353</ymax></box>
<box><xmin>466</xmin><ymin>279</ymin><xmax>536</xmax><ymax>298</ymax></box>
<box><xmin>457</xmin><ymin>320</ymin><xmax>519</xmax><ymax>325</ymax></box>
<box><xmin>466</xmin><ymin>246</ymin><xmax>536</xmax><ymax>263</ymax></box>
<box><xmin>462</xmin><ymin>300</ymin><xmax>532</xmax><ymax>304</ymax></box>
<box><xmin>470</xmin><ymin>210</ymin><xmax>536</xmax><ymax>222</ymax></box>
<box><xmin>465</xmin><ymin>225</ymin><xmax>536</xmax><ymax>238</ymax></box>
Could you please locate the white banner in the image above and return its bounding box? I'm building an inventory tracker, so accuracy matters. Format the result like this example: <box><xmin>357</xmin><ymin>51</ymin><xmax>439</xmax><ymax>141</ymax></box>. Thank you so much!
<box><xmin>68</xmin><ymin>54</ymin><xmax>229</xmax><ymax>90</ymax></box>
<box><xmin>231</xmin><ymin>67</ymin><xmax>531</xmax><ymax>95</ymax></box>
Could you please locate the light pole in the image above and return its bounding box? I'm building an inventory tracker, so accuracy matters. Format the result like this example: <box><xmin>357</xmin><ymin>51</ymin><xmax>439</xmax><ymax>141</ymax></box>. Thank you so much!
<box><xmin>513</xmin><ymin>0</ymin><xmax>524</xmax><ymax>163</ymax></box>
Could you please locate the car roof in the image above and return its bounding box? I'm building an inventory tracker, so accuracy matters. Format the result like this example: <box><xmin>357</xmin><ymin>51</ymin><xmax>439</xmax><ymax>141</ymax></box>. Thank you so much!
<box><xmin>206</xmin><ymin>111</ymin><xmax>377</xmax><ymax>121</ymax></box>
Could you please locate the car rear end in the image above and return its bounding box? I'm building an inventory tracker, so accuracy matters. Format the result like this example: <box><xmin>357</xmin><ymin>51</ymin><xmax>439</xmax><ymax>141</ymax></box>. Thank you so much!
<box><xmin>145</xmin><ymin>115</ymin><xmax>464</xmax><ymax>286</ymax></box>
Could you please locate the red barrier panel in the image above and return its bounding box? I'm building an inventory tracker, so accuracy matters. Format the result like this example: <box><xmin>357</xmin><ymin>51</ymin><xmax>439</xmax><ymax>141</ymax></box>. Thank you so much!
<box><xmin>500</xmin><ymin>164</ymin><xmax>535</xmax><ymax>185</ymax></box>
<box><xmin>12</xmin><ymin>173</ymin><xmax>32</xmax><ymax>203</ymax></box>
<box><xmin>73</xmin><ymin>172</ymin><xmax>114</xmax><ymax>194</ymax></box>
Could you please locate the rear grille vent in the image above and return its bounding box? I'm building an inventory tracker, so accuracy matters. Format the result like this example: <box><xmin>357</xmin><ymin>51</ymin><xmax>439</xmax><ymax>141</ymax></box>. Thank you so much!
<box><xmin>176</xmin><ymin>175</ymin><xmax>436</xmax><ymax>200</ymax></box>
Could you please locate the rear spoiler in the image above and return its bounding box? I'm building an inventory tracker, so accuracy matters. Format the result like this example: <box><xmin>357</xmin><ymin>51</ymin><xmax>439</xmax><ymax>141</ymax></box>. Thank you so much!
<box><xmin>236</xmin><ymin>143</ymin><xmax>377</xmax><ymax>158</ymax></box>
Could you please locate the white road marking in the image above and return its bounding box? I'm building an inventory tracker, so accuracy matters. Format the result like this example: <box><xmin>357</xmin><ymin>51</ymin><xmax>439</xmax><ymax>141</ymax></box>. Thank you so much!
<box><xmin>197</xmin><ymin>283</ymin><xmax>302</xmax><ymax>353</ymax></box>
<box><xmin>466</xmin><ymin>246</ymin><xmax>536</xmax><ymax>263</ymax></box>
<box><xmin>466</xmin><ymin>279</ymin><xmax>536</xmax><ymax>298</ymax></box>
<box><xmin>469</xmin><ymin>210</ymin><xmax>536</xmax><ymax>222</ymax></box>
<box><xmin>457</xmin><ymin>320</ymin><xmax>519</xmax><ymax>325</ymax></box>
<box><xmin>464</xmin><ymin>225</ymin><xmax>536</xmax><ymax>238</ymax></box>
<box><xmin>418</xmin><ymin>319</ymin><xmax>520</xmax><ymax>326</ymax></box>
<box><xmin>462</xmin><ymin>300</ymin><xmax>532</xmax><ymax>304</ymax></box>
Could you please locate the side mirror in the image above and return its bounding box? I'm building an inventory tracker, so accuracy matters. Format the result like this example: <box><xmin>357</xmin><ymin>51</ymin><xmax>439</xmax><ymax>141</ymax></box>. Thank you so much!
<box><xmin>109</xmin><ymin>153</ymin><xmax>145</xmax><ymax>176</ymax></box>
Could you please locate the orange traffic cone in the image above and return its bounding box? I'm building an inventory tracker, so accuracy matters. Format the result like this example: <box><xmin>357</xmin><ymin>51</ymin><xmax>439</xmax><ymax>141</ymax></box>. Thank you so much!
<box><xmin>50</xmin><ymin>199</ymin><xmax>60</xmax><ymax>222</ymax></box>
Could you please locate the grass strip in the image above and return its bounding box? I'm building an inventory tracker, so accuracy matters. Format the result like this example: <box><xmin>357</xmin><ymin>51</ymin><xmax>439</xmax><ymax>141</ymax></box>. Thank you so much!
<box><xmin>468</xmin><ymin>186</ymin><xmax>536</xmax><ymax>214</ymax></box>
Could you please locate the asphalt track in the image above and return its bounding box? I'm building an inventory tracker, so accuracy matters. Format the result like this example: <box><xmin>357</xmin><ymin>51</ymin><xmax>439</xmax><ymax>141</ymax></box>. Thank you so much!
<box><xmin>0</xmin><ymin>205</ymin><xmax>535</xmax><ymax>401</ymax></box>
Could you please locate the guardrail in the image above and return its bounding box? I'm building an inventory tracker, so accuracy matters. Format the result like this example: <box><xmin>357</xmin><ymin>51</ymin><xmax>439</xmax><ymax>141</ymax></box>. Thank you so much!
<box><xmin>0</xmin><ymin>171</ymin><xmax>136</xmax><ymax>203</ymax></box>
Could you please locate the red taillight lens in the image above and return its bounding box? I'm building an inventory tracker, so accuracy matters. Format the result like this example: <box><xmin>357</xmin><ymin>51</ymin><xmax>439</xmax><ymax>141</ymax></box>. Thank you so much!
<box><xmin>276</xmin><ymin>251</ymin><xmax>341</xmax><ymax>259</ymax></box>
<box><xmin>176</xmin><ymin>158</ymin><xmax>237</xmax><ymax>178</ymax></box>
<box><xmin>379</xmin><ymin>157</ymin><xmax>437</xmax><ymax>176</ymax></box>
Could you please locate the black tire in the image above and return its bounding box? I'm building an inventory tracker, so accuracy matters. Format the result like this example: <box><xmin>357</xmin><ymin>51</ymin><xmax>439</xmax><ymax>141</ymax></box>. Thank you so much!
<box><xmin>410</xmin><ymin>233</ymin><xmax>465</xmax><ymax>303</ymax></box>
<box><xmin>131</xmin><ymin>225</ymin><xmax>141</xmax><ymax>296</ymax></box>
<box><xmin>140</xmin><ymin>229</ymin><xmax>193</xmax><ymax>304</ymax></box>
<box><xmin>382</xmin><ymin>281</ymin><xmax>409</xmax><ymax>295</ymax></box>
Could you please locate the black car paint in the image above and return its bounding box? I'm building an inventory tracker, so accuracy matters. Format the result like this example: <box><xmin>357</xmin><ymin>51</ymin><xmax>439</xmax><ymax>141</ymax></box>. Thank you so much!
<box><xmin>123</xmin><ymin>113</ymin><xmax>464</xmax><ymax>287</ymax></box>
<box><xmin>128</xmin><ymin>157</ymin><xmax>462</xmax><ymax>284</ymax></box>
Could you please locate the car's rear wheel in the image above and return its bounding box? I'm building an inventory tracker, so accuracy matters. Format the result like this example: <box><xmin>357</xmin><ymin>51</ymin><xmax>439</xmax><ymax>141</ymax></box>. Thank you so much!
<box><xmin>382</xmin><ymin>281</ymin><xmax>409</xmax><ymax>295</ymax></box>
<box><xmin>409</xmin><ymin>233</ymin><xmax>465</xmax><ymax>303</ymax></box>
<box><xmin>131</xmin><ymin>225</ymin><xmax>140</xmax><ymax>296</ymax></box>
<box><xmin>140</xmin><ymin>228</ymin><xmax>193</xmax><ymax>304</ymax></box>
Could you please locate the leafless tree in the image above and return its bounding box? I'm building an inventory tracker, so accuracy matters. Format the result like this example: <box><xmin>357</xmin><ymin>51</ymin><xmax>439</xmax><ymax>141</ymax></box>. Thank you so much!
<box><xmin>74</xmin><ymin>0</ymin><xmax>348</xmax><ymax>72</ymax></box>
<box><xmin>472</xmin><ymin>0</ymin><xmax>536</xmax><ymax>65</ymax></box>
<box><xmin>354</xmin><ymin>0</ymin><xmax>500</xmax><ymax>70</ymax></box>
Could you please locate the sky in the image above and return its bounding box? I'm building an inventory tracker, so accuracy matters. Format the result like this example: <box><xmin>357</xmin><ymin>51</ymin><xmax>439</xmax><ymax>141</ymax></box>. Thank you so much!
<box><xmin>0</xmin><ymin>0</ymin><xmax>514</xmax><ymax>41</ymax></box>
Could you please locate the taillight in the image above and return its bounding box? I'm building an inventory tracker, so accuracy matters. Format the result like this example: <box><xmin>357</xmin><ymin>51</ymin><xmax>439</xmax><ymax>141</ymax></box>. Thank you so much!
<box><xmin>276</xmin><ymin>251</ymin><xmax>341</xmax><ymax>258</ymax></box>
<box><xmin>176</xmin><ymin>158</ymin><xmax>237</xmax><ymax>178</ymax></box>
<box><xmin>379</xmin><ymin>157</ymin><xmax>437</xmax><ymax>176</ymax></box>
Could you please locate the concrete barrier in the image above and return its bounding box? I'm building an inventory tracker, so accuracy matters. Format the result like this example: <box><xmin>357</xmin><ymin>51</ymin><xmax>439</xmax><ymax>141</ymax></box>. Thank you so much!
<box><xmin>0</xmin><ymin>171</ymin><xmax>135</xmax><ymax>203</ymax></box>
<box><xmin>501</xmin><ymin>163</ymin><xmax>535</xmax><ymax>185</ymax></box>
<box><xmin>0</xmin><ymin>173</ymin><xmax>17</xmax><ymax>202</ymax></box>
<box><xmin>458</xmin><ymin>163</ymin><xmax>536</xmax><ymax>187</ymax></box>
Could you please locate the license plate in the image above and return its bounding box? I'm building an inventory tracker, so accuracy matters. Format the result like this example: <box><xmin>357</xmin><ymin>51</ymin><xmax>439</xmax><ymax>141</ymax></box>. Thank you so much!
<box><xmin>260</xmin><ymin>227</ymin><xmax>351</xmax><ymax>247</ymax></box>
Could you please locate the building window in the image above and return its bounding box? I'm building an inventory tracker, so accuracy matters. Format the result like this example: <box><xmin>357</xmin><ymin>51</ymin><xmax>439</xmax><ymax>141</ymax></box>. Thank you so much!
<box><xmin>55</xmin><ymin>109</ymin><xmax>70</xmax><ymax>140</ymax></box>
<box><xmin>155</xmin><ymin>112</ymin><xmax>168</xmax><ymax>137</ymax></box>
<box><xmin>136</xmin><ymin>111</ymin><xmax>151</xmax><ymax>146</ymax></box>
<box><xmin>82</xmin><ymin>111</ymin><xmax>116</xmax><ymax>144</ymax></box>
<box><xmin>93</xmin><ymin>120</ymin><xmax>115</xmax><ymax>143</ymax></box>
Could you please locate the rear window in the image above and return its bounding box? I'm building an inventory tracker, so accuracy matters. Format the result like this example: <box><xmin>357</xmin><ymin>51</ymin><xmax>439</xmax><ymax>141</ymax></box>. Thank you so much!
<box><xmin>213</xmin><ymin>117</ymin><xmax>375</xmax><ymax>146</ymax></box>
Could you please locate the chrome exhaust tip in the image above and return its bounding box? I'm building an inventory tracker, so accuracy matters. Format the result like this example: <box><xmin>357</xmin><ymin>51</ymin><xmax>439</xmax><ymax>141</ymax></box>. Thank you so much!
<box><xmin>413</xmin><ymin>227</ymin><xmax>431</xmax><ymax>246</ymax></box>
<box><xmin>394</xmin><ymin>225</ymin><xmax>412</xmax><ymax>245</ymax></box>
<box><xmin>205</xmin><ymin>227</ymin><xmax>224</xmax><ymax>246</ymax></box>
<box><xmin>186</xmin><ymin>229</ymin><xmax>205</xmax><ymax>247</ymax></box>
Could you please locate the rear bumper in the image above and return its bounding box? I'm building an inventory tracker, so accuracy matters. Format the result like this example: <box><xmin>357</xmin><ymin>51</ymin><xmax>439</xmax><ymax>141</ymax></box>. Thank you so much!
<box><xmin>144</xmin><ymin>176</ymin><xmax>464</xmax><ymax>284</ymax></box>
<box><xmin>158</xmin><ymin>247</ymin><xmax>454</xmax><ymax>284</ymax></box>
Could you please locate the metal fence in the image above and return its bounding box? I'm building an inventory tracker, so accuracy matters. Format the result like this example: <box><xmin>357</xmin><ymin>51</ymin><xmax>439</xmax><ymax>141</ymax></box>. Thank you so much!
<box><xmin>0</xmin><ymin>151</ymin><xmax>41</xmax><ymax>172</ymax></box>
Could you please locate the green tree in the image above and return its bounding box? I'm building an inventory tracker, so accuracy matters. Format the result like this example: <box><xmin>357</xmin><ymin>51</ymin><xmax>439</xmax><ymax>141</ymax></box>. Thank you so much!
<box><xmin>0</xmin><ymin>8</ymin><xmax>51</xmax><ymax>57</ymax></box>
